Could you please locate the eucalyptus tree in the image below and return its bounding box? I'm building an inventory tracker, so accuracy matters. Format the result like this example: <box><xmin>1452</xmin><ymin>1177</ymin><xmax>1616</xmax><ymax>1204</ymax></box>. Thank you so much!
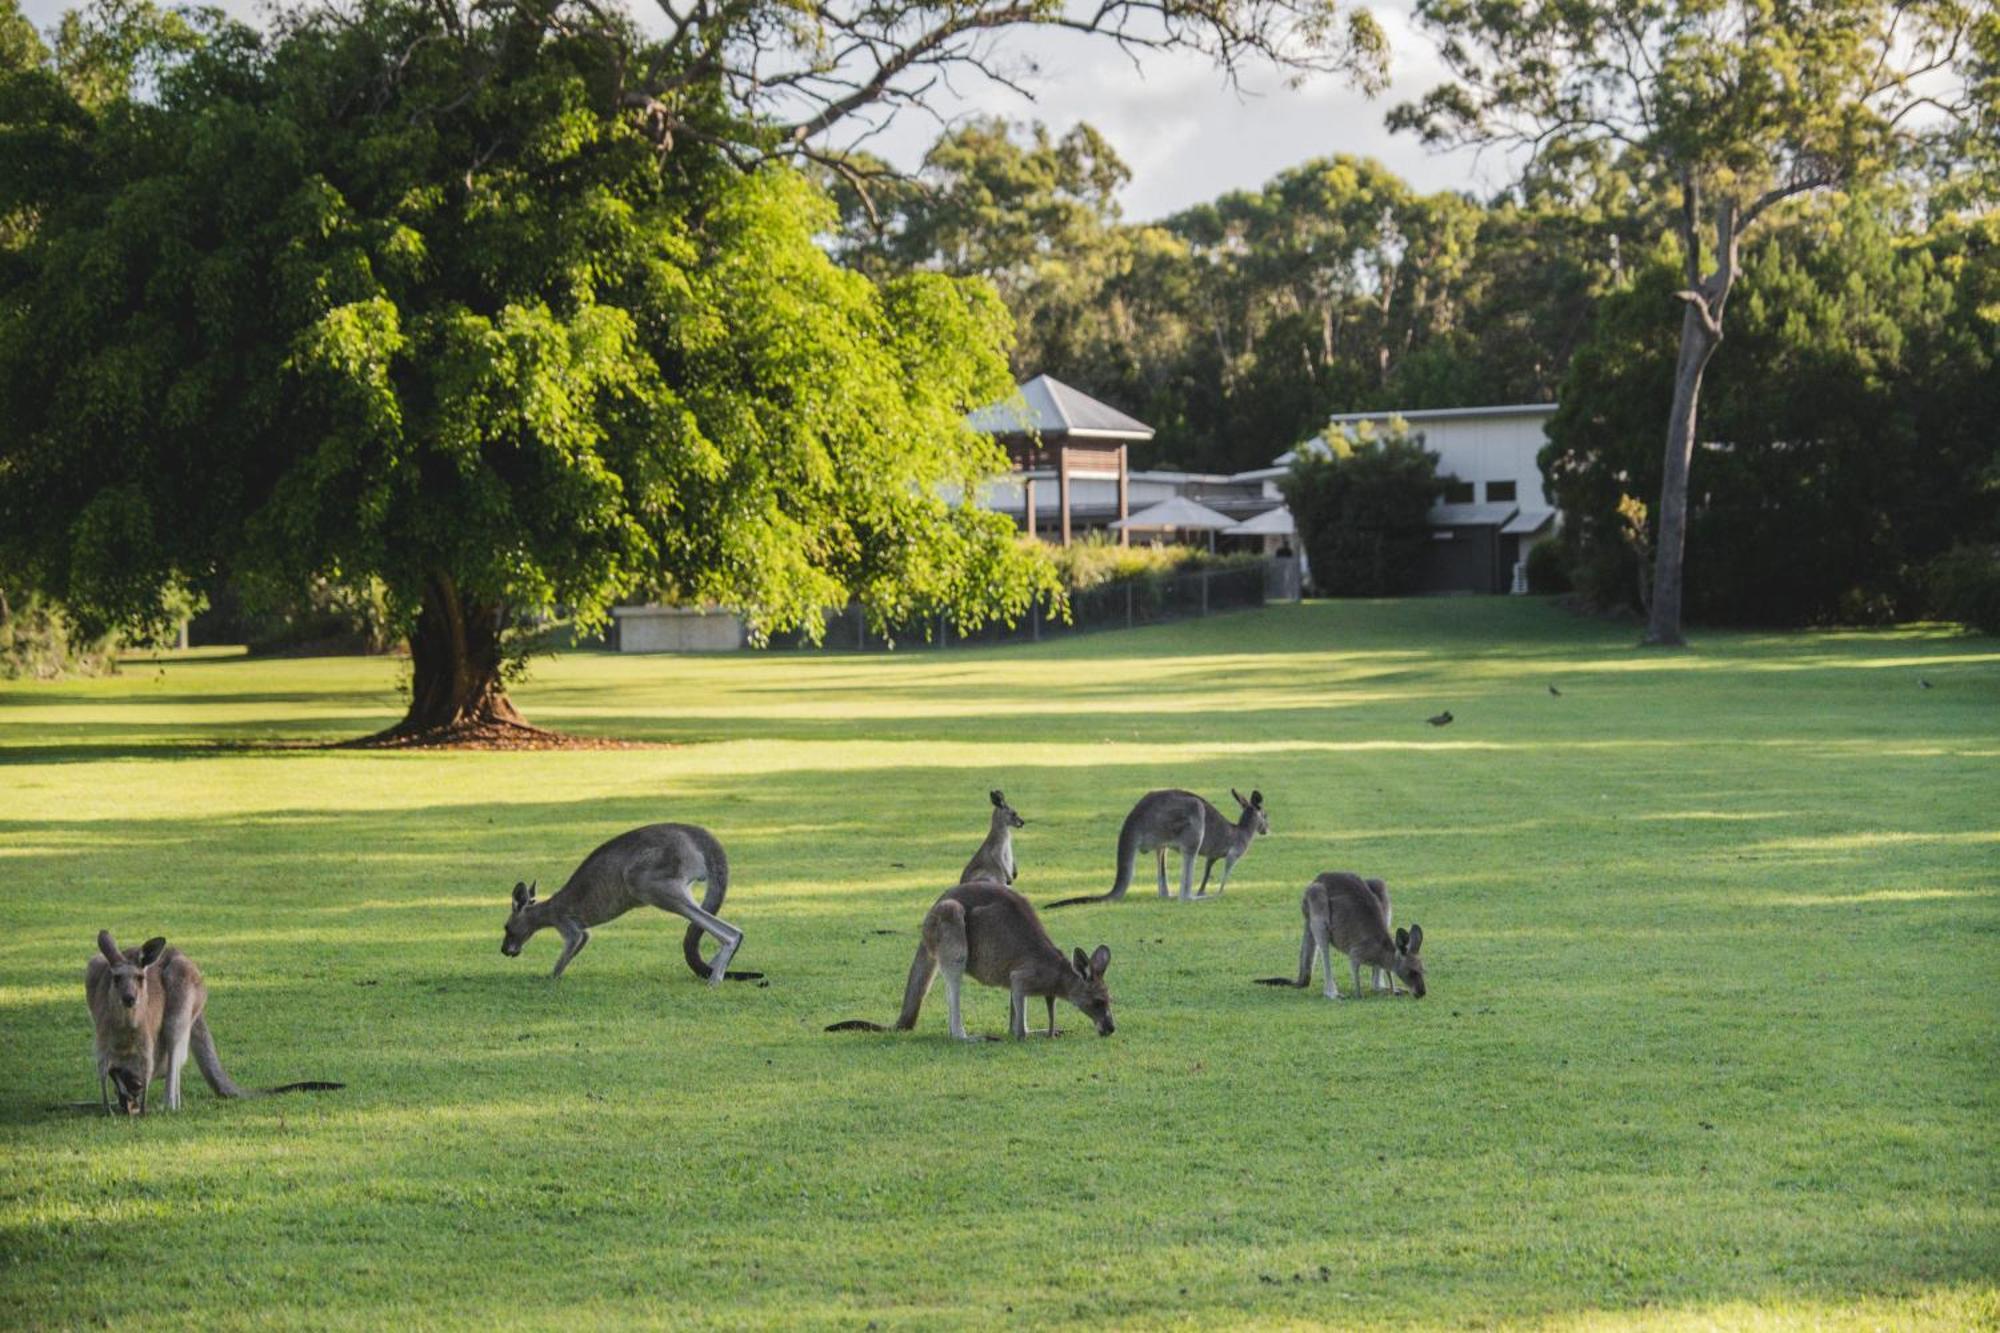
<box><xmin>0</xmin><ymin>0</ymin><xmax>1386</xmax><ymax>740</ymax></box>
<box><xmin>1394</xmin><ymin>0</ymin><xmax>1984</xmax><ymax>644</ymax></box>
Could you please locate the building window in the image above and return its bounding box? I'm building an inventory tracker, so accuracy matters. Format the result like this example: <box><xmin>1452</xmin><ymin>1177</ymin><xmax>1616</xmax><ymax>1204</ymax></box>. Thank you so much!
<box><xmin>1443</xmin><ymin>480</ymin><xmax>1475</xmax><ymax>504</ymax></box>
<box><xmin>1486</xmin><ymin>480</ymin><xmax>1517</xmax><ymax>502</ymax></box>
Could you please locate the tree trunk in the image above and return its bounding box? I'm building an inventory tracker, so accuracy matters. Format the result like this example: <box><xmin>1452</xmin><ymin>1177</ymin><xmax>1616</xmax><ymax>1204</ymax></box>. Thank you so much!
<box><xmin>389</xmin><ymin>573</ymin><xmax>531</xmax><ymax>738</ymax></box>
<box><xmin>1645</xmin><ymin>302</ymin><xmax>1721</xmax><ymax>645</ymax></box>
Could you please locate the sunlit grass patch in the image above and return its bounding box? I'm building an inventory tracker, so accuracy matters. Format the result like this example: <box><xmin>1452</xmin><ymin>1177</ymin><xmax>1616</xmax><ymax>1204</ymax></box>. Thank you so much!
<box><xmin>0</xmin><ymin>597</ymin><xmax>1995</xmax><ymax>1328</ymax></box>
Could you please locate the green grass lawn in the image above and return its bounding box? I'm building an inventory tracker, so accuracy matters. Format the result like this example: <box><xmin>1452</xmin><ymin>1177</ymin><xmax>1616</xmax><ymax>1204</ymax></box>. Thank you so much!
<box><xmin>2</xmin><ymin>598</ymin><xmax>1996</xmax><ymax>1329</ymax></box>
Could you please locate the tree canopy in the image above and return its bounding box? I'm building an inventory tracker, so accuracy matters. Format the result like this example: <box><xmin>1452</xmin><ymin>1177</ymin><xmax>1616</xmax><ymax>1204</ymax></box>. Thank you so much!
<box><xmin>837</xmin><ymin>125</ymin><xmax>1641</xmax><ymax>473</ymax></box>
<box><xmin>1279</xmin><ymin>424</ymin><xmax>1452</xmax><ymax>597</ymax></box>
<box><xmin>1393</xmin><ymin>0</ymin><xmax>1986</xmax><ymax>644</ymax></box>
<box><xmin>1545</xmin><ymin>198</ymin><xmax>1999</xmax><ymax>626</ymax></box>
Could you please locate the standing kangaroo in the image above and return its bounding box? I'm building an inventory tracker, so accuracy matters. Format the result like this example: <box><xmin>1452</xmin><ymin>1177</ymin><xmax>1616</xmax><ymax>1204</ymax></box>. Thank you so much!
<box><xmin>501</xmin><ymin>823</ymin><xmax>761</xmax><ymax>983</ymax></box>
<box><xmin>960</xmin><ymin>790</ymin><xmax>1025</xmax><ymax>884</ymax></box>
<box><xmin>1045</xmin><ymin>787</ymin><xmax>1268</xmax><ymax>909</ymax></box>
<box><xmin>1255</xmin><ymin>873</ymin><xmax>1426</xmax><ymax>999</ymax></box>
<box><xmin>826</xmin><ymin>882</ymin><xmax>1114</xmax><ymax>1040</ymax></box>
<box><xmin>85</xmin><ymin>931</ymin><xmax>342</xmax><ymax>1114</ymax></box>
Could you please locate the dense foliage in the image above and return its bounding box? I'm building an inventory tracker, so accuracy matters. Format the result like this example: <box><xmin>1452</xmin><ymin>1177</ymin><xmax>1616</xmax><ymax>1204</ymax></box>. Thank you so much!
<box><xmin>1048</xmin><ymin>536</ymin><xmax>1264</xmax><ymax>592</ymax></box>
<box><xmin>0</xmin><ymin>0</ymin><xmax>1073</xmax><ymax>734</ymax></box>
<box><xmin>1545</xmin><ymin>204</ymin><xmax>2000</xmax><ymax>627</ymax></box>
<box><xmin>1393</xmin><ymin>0</ymin><xmax>1985</xmax><ymax>644</ymax></box>
<box><xmin>839</xmin><ymin>126</ymin><xmax>1638</xmax><ymax>473</ymax></box>
<box><xmin>1279</xmin><ymin>427</ymin><xmax>1451</xmax><ymax>596</ymax></box>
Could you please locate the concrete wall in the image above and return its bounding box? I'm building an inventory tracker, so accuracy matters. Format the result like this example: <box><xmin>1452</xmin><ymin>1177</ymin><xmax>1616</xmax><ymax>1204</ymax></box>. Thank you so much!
<box><xmin>611</xmin><ymin>605</ymin><xmax>745</xmax><ymax>653</ymax></box>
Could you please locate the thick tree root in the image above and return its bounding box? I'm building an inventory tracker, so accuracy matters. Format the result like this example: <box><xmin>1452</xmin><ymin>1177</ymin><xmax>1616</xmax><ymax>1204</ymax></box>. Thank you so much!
<box><xmin>340</xmin><ymin>717</ymin><xmax>654</xmax><ymax>751</ymax></box>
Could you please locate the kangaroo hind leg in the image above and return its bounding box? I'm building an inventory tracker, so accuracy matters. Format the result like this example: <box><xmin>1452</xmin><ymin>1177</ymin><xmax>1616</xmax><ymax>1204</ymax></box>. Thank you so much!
<box><xmin>643</xmin><ymin>876</ymin><xmax>743</xmax><ymax>986</ymax></box>
<box><xmin>923</xmin><ymin>900</ymin><xmax>978</xmax><ymax>1042</ymax></box>
<box><xmin>1308</xmin><ymin>898</ymin><xmax>1340</xmax><ymax>999</ymax></box>
<box><xmin>164</xmin><ymin>1014</ymin><xmax>192</xmax><ymax>1111</ymax></box>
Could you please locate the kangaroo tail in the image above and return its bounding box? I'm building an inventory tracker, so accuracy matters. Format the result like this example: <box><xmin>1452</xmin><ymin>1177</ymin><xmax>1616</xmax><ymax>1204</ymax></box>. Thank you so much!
<box><xmin>1047</xmin><ymin>812</ymin><xmax>1141</xmax><ymax>909</ymax></box>
<box><xmin>1252</xmin><ymin>977</ymin><xmax>1308</xmax><ymax>987</ymax></box>
<box><xmin>189</xmin><ymin>1016</ymin><xmax>249</xmax><ymax>1098</ymax></box>
<box><xmin>259</xmin><ymin>1081</ymin><xmax>346</xmax><ymax>1094</ymax></box>
<box><xmin>894</xmin><ymin>941</ymin><xmax>937</xmax><ymax>1031</ymax></box>
<box><xmin>682</xmin><ymin>836</ymin><xmax>763</xmax><ymax>981</ymax></box>
<box><xmin>825</xmin><ymin>944</ymin><xmax>935</xmax><ymax>1033</ymax></box>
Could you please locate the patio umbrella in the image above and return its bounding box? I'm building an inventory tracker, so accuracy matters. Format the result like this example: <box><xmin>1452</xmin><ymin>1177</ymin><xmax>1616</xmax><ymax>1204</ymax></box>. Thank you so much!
<box><xmin>1112</xmin><ymin>496</ymin><xmax>1237</xmax><ymax>551</ymax></box>
<box><xmin>1223</xmin><ymin>506</ymin><xmax>1295</xmax><ymax>538</ymax></box>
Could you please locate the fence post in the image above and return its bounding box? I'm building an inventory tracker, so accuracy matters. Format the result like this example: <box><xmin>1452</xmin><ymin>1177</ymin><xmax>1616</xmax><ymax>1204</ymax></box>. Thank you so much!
<box><xmin>1126</xmin><ymin>583</ymin><xmax>1134</xmax><ymax>629</ymax></box>
<box><xmin>1031</xmin><ymin>601</ymin><xmax>1041</xmax><ymax>643</ymax></box>
<box><xmin>1201</xmin><ymin>571</ymin><xmax>1210</xmax><ymax>617</ymax></box>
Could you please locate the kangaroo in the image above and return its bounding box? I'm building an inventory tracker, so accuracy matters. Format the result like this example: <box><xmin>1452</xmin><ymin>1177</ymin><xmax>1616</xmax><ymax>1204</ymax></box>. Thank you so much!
<box><xmin>501</xmin><ymin>822</ymin><xmax>760</xmax><ymax>983</ymax></box>
<box><xmin>960</xmin><ymin>789</ymin><xmax>1025</xmax><ymax>884</ymax></box>
<box><xmin>826</xmin><ymin>881</ymin><xmax>1114</xmax><ymax>1040</ymax></box>
<box><xmin>85</xmin><ymin>931</ymin><xmax>343</xmax><ymax>1114</ymax></box>
<box><xmin>1255</xmin><ymin>873</ymin><xmax>1426</xmax><ymax>999</ymax></box>
<box><xmin>1046</xmin><ymin>787</ymin><xmax>1268</xmax><ymax>909</ymax></box>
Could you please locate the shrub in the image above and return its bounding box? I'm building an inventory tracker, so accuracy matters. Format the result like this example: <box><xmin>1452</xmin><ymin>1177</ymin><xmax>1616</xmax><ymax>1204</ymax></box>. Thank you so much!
<box><xmin>1524</xmin><ymin>540</ymin><xmax>1571</xmax><ymax>594</ymax></box>
<box><xmin>0</xmin><ymin>591</ymin><xmax>119</xmax><ymax>679</ymax></box>
<box><xmin>1046</xmin><ymin>535</ymin><xmax>1261</xmax><ymax>591</ymax></box>
<box><xmin>1279</xmin><ymin>426</ymin><xmax>1451</xmax><ymax>596</ymax></box>
<box><xmin>1926</xmin><ymin>545</ymin><xmax>2000</xmax><ymax>634</ymax></box>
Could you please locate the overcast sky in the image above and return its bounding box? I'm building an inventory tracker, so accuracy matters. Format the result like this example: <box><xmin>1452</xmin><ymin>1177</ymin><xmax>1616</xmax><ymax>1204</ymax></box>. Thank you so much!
<box><xmin>17</xmin><ymin>0</ymin><xmax>1503</xmax><ymax>220</ymax></box>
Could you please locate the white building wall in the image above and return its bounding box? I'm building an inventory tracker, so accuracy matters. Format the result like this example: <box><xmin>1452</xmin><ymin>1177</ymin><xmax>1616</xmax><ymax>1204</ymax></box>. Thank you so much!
<box><xmin>1328</xmin><ymin>409</ymin><xmax>1555</xmax><ymax>509</ymax></box>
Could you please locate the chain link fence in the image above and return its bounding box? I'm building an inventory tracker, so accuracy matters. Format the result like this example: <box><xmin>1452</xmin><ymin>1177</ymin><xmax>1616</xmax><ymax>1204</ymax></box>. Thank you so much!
<box><xmin>767</xmin><ymin>558</ymin><xmax>1290</xmax><ymax>652</ymax></box>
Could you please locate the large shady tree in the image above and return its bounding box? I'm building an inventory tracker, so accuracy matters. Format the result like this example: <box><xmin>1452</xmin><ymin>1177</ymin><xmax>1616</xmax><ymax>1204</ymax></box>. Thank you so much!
<box><xmin>1393</xmin><ymin>0</ymin><xmax>1983</xmax><ymax>644</ymax></box>
<box><xmin>0</xmin><ymin>0</ymin><xmax>1386</xmax><ymax>740</ymax></box>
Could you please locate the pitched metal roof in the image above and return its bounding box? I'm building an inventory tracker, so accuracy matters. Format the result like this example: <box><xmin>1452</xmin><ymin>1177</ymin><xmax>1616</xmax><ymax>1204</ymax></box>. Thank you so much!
<box><xmin>1501</xmin><ymin>508</ymin><xmax>1556</xmax><ymax>536</ymax></box>
<box><xmin>1324</xmin><ymin>403</ymin><xmax>1557</xmax><ymax>425</ymax></box>
<box><xmin>965</xmin><ymin>374</ymin><xmax>1155</xmax><ymax>441</ymax></box>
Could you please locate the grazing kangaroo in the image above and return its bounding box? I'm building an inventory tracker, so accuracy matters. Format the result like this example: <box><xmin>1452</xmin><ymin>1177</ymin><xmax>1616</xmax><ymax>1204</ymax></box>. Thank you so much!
<box><xmin>1046</xmin><ymin>787</ymin><xmax>1268</xmax><ymax>909</ymax></box>
<box><xmin>85</xmin><ymin>931</ymin><xmax>342</xmax><ymax>1115</ymax></box>
<box><xmin>1255</xmin><ymin>873</ymin><xmax>1426</xmax><ymax>999</ymax></box>
<box><xmin>826</xmin><ymin>882</ymin><xmax>1114</xmax><ymax>1040</ymax></box>
<box><xmin>960</xmin><ymin>789</ymin><xmax>1025</xmax><ymax>884</ymax></box>
<box><xmin>501</xmin><ymin>823</ymin><xmax>760</xmax><ymax>983</ymax></box>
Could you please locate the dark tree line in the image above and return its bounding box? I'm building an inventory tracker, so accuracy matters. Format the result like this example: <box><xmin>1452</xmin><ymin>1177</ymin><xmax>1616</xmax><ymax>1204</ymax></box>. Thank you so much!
<box><xmin>833</xmin><ymin>122</ymin><xmax>1651</xmax><ymax>474</ymax></box>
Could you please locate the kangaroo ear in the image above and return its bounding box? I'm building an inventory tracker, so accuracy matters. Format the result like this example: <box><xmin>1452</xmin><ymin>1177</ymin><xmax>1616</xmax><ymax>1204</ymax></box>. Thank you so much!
<box><xmin>138</xmin><ymin>937</ymin><xmax>167</xmax><ymax>968</ymax></box>
<box><xmin>1072</xmin><ymin>947</ymin><xmax>1089</xmax><ymax>974</ymax></box>
<box><xmin>97</xmin><ymin>931</ymin><xmax>122</xmax><ymax>965</ymax></box>
<box><xmin>1231</xmin><ymin>787</ymin><xmax>1247</xmax><ymax>807</ymax></box>
<box><xmin>1090</xmin><ymin>944</ymin><xmax>1111</xmax><ymax>976</ymax></box>
<box><xmin>1395</xmin><ymin>927</ymin><xmax>1410</xmax><ymax>953</ymax></box>
<box><xmin>991</xmin><ymin>789</ymin><xmax>1004</xmax><ymax>807</ymax></box>
<box><xmin>512</xmin><ymin>882</ymin><xmax>530</xmax><ymax>910</ymax></box>
<box><xmin>1251</xmin><ymin>789</ymin><xmax>1263</xmax><ymax>808</ymax></box>
<box><xmin>1407</xmin><ymin>924</ymin><xmax>1423</xmax><ymax>954</ymax></box>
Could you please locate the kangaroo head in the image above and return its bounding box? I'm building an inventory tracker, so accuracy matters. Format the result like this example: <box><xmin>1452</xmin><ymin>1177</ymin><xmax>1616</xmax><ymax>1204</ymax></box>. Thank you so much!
<box><xmin>1231</xmin><ymin>788</ymin><xmax>1270</xmax><ymax>836</ymax></box>
<box><xmin>1392</xmin><ymin>924</ymin><xmax>1426</xmax><ymax>998</ymax></box>
<box><xmin>1067</xmin><ymin>945</ymin><xmax>1115</xmax><ymax>1036</ymax></box>
<box><xmin>501</xmin><ymin>881</ymin><xmax>539</xmax><ymax>957</ymax></box>
<box><xmin>96</xmin><ymin>931</ymin><xmax>166</xmax><ymax>1016</ymax></box>
<box><xmin>990</xmin><ymin>789</ymin><xmax>1025</xmax><ymax>829</ymax></box>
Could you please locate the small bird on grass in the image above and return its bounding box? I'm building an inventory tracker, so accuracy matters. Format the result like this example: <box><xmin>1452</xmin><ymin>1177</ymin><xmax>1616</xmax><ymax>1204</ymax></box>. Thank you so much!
<box><xmin>1920</xmin><ymin>677</ymin><xmax>1934</xmax><ymax>690</ymax></box>
<box><xmin>1547</xmin><ymin>684</ymin><xmax>1562</xmax><ymax>697</ymax></box>
<box><xmin>1427</xmin><ymin>710</ymin><xmax>1454</xmax><ymax>727</ymax></box>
